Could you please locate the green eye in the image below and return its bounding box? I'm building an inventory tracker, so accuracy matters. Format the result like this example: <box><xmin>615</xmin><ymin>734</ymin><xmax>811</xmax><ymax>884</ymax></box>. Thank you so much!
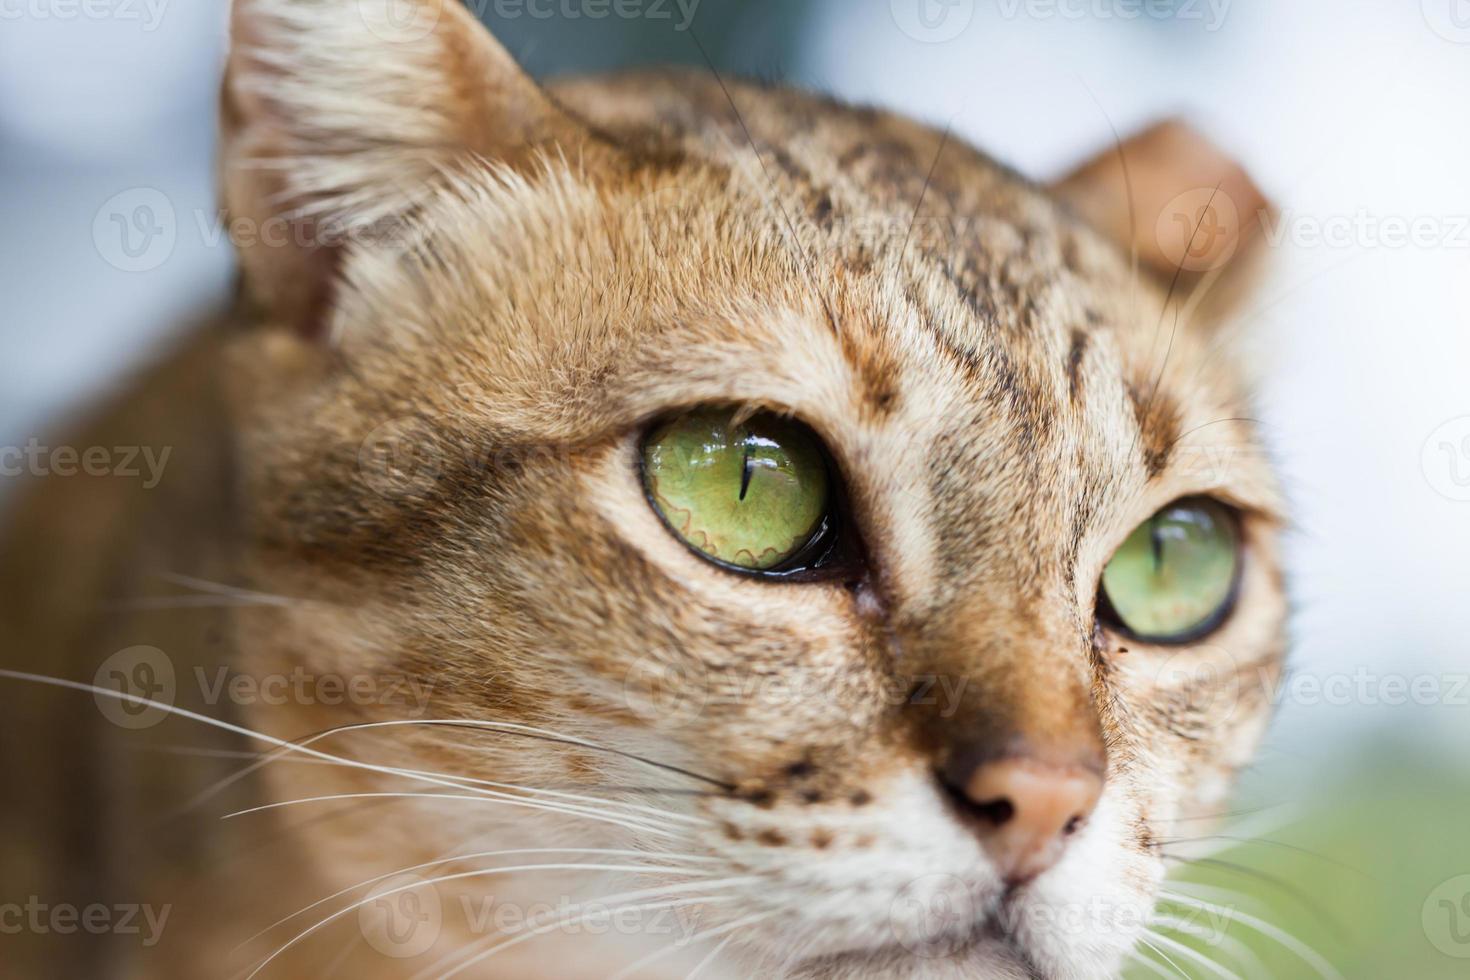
<box><xmin>1099</xmin><ymin>498</ymin><xmax>1241</xmax><ymax>642</ymax></box>
<box><xmin>641</xmin><ymin>408</ymin><xmax>832</xmax><ymax>573</ymax></box>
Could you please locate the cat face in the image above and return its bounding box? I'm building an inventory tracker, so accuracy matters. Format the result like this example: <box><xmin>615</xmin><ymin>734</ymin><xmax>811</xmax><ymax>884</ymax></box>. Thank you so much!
<box><xmin>223</xmin><ymin>2</ymin><xmax>1285</xmax><ymax>976</ymax></box>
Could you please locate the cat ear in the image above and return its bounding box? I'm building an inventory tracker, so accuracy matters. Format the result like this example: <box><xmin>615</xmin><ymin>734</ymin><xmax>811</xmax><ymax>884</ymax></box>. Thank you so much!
<box><xmin>1052</xmin><ymin>120</ymin><xmax>1275</xmax><ymax>325</ymax></box>
<box><xmin>221</xmin><ymin>0</ymin><xmax>585</xmax><ymax>336</ymax></box>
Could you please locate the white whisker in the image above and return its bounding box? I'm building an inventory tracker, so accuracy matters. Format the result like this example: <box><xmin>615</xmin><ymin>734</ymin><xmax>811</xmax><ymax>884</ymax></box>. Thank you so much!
<box><xmin>0</xmin><ymin>673</ymin><xmax>700</xmax><ymax>846</ymax></box>
<box><xmin>1164</xmin><ymin>881</ymin><xmax>1254</xmax><ymax>907</ymax></box>
<box><xmin>222</xmin><ymin>790</ymin><xmax>686</xmax><ymax>839</ymax></box>
<box><xmin>183</xmin><ymin>717</ymin><xmax>717</xmax><ymax>828</ymax></box>
<box><xmin>605</xmin><ymin>909</ymin><xmax>777</xmax><ymax>980</ymax></box>
<box><xmin>156</xmin><ymin>571</ymin><xmax>309</xmax><ymax>605</ymax></box>
<box><xmin>425</xmin><ymin>879</ymin><xmax>759</xmax><ymax>980</ymax></box>
<box><xmin>1143</xmin><ymin>927</ymin><xmax>1241</xmax><ymax>980</ymax></box>
<box><xmin>1158</xmin><ymin>890</ymin><xmax>1344</xmax><ymax>980</ymax></box>
<box><xmin>1136</xmin><ymin>936</ymin><xmax>1192</xmax><ymax>979</ymax></box>
<box><xmin>1152</xmin><ymin>913</ymin><xmax>1269</xmax><ymax>979</ymax></box>
<box><xmin>239</xmin><ymin>846</ymin><xmax>721</xmax><ymax>949</ymax></box>
<box><xmin>247</xmin><ymin>864</ymin><xmax>736</xmax><ymax>980</ymax></box>
<box><xmin>684</xmin><ymin>930</ymin><xmax>738</xmax><ymax>980</ymax></box>
<box><xmin>1127</xmin><ymin>948</ymin><xmax>1182</xmax><ymax>980</ymax></box>
<box><xmin>103</xmin><ymin>595</ymin><xmax>300</xmax><ymax>611</ymax></box>
<box><xmin>149</xmin><ymin>746</ymin><xmax>342</xmax><ymax>763</ymax></box>
<box><xmin>1162</xmin><ymin>806</ymin><xmax>1302</xmax><ymax>861</ymax></box>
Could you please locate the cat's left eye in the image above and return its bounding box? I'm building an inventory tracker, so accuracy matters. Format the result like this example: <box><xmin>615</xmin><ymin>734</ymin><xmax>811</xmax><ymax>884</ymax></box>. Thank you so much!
<box><xmin>1098</xmin><ymin>497</ymin><xmax>1242</xmax><ymax>643</ymax></box>
<box><xmin>640</xmin><ymin>407</ymin><xmax>842</xmax><ymax>577</ymax></box>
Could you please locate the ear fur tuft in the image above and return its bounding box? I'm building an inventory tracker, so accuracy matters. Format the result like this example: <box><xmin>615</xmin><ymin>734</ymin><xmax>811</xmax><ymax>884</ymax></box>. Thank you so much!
<box><xmin>221</xmin><ymin>0</ymin><xmax>583</xmax><ymax>334</ymax></box>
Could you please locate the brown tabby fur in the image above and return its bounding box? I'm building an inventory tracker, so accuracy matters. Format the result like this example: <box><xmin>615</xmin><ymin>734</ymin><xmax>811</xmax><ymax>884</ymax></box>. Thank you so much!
<box><xmin>0</xmin><ymin>1</ymin><xmax>1285</xmax><ymax>977</ymax></box>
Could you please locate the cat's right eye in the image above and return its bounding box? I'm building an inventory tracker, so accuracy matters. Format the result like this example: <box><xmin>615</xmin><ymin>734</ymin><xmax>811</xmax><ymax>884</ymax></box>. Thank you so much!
<box><xmin>640</xmin><ymin>407</ymin><xmax>843</xmax><ymax>577</ymax></box>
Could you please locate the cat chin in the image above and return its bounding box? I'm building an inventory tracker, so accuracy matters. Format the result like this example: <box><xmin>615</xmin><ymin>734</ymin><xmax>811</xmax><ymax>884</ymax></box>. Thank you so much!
<box><xmin>749</xmin><ymin>925</ymin><xmax>1132</xmax><ymax>980</ymax></box>
<box><xmin>740</xmin><ymin>888</ymin><xmax>1135</xmax><ymax>980</ymax></box>
<box><xmin>773</xmin><ymin>936</ymin><xmax>1104</xmax><ymax>980</ymax></box>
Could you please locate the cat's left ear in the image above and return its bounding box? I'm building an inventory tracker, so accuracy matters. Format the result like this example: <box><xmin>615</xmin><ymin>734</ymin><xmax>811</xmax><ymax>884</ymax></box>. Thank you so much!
<box><xmin>1052</xmin><ymin>120</ymin><xmax>1275</xmax><ymax>325</ymax></box>
<box><xmin>221</xmin><ymin>0</ymin><xmax>588</xmax><ymax>337</ymax></box>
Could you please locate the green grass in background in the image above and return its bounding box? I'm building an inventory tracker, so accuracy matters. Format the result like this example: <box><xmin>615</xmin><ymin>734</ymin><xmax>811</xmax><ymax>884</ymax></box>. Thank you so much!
<box><xmin>1127</xmin><ymin>737</ymin><xmax>1470</xmax><ymax>979</ymax></box>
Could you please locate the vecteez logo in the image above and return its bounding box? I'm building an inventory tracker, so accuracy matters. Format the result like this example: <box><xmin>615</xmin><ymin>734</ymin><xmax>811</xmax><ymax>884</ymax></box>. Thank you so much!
<box><xmin>92</xmin><ymin>188</ymin><xmax>176</xmax><ymax>272</ymax></box>
<box><xmin>891</xmin><ymin>0</ymin><xmax>975</xmax><ymax>43</ymax></box>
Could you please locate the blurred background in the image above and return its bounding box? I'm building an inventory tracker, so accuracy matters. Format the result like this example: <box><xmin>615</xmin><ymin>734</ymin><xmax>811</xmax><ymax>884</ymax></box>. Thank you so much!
<box><xmin>2</xmin><ymin>0</ymin><xmax>1467</xmax><ymax>976</ymax></box>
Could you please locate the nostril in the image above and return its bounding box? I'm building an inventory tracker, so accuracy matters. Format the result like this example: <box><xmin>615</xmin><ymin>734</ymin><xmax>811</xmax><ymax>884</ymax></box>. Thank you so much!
<box><xmin>938</xmin><ymin>778</ymin><xmax>1026</xmax><ymax>830</ymax></box>
<box><xmin>938</xmin><ymin>767</ymin><xmax>1016</xmax><ymax>825</ymax></box>
<box><xmin>973</xmin><ymin>797</ymin><xmax>1015</xmax><ymax>826</ymax></box>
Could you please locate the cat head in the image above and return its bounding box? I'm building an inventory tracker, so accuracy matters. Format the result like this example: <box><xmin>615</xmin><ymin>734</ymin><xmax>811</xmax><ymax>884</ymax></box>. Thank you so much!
<box><xmin>221</xmin><ymin>1</ymin><xmax>1285</xmax><ymax>976</ymax></box>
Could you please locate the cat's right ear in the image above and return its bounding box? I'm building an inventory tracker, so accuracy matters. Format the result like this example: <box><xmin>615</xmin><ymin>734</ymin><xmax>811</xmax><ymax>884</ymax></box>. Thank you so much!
<box><xmin>1052</xmin><ymin>120</ymin><xmax>1275</xmax><ymax>328</ymax></box>
<box><xmin>221</xmin><ymin>0</ymin><xmax>587</xmax><ymax>338</ymax></box>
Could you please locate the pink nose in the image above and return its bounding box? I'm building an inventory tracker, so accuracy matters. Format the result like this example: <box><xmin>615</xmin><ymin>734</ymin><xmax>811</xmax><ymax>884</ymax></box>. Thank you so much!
<box><xmin>940</xmin><ymin>754</ymin><xmax>1104</xmax><ymax>884</ymax></box>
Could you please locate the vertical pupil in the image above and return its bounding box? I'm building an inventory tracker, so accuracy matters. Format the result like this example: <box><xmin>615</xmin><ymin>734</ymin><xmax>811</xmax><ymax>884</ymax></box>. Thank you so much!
<box><xmin>738</xmin><ymin>440</ymin><xmax>754</xmax><ymax>501</ymax></box>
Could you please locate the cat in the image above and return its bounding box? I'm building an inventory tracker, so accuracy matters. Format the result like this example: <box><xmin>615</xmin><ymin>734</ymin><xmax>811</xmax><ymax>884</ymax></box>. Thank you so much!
<box><xmin>0</xmin><ymin>1</ymin><xmax>1286</xmax><ymax>977</ymax></box>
